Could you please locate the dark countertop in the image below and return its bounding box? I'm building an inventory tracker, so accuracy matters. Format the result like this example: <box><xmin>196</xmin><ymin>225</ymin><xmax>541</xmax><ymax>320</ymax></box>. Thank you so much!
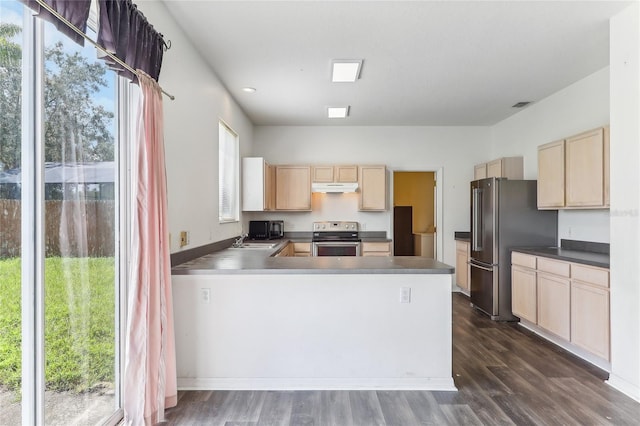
<box><xmin>172</xmin><ymin>240</ymin><xmax>453</xmax><ymax>275</ymax></box>
<box><xmin>511</xmin><ymin>247</ymin><xmax>609</xmax><ymax>268</ymax></box>
<box><xmin>454</xmin><ymin>231</ymin><xmax>470</xmax><ymax>242</ymax></box>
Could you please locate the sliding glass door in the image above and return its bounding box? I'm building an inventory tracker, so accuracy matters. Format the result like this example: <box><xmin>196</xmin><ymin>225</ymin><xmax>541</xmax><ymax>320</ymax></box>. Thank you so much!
<box><xmin>1</xmin><ymin>2</ymin><xmax>125</xmax><ymax>423</ymax></box>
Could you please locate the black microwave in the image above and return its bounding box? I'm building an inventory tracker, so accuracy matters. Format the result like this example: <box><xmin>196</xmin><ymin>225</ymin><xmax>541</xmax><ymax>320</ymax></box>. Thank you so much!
<box><xmin>248</xmin><ymin>220</ymin><xmax>284</xmax><ymax>240</ymax></box>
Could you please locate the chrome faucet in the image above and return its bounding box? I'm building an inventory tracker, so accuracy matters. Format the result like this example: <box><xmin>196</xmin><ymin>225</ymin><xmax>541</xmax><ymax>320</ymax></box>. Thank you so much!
<box><xmin>232</xmin><ymin>233</ymin><xmax>249</xmax><ymax>247</ymax></box>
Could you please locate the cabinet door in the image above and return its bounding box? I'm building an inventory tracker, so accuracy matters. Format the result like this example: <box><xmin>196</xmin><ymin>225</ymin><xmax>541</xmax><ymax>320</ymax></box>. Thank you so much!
<box><xmin>486</xmin><ymin>159</ymin><xmax>502</xmax><ymax>178</ymax></box>
<box><xmin>537</xmin><ymin>140</ymin><xmax>565</xmax><ymax>208</ymax></box>
<box><xmin>455</xmin><ymin>244</ymin><xmax>469</xmax><ymax>291</ymax></box>
<box><xmin>276</xmin><ymin>166</ymin><xmax>311</xmax><ymax>210</ymax></box>
<box><xmin>571</xmin><ymin>281</ymin><xmax>610</xmax><ymax>360</ymax></box>
<box><xmin>242</xmin><ymin>157</ymin><xmax>268</xmax><ymax>211</ymax></box>
<box><xmin>537</xmin><ymin>272</ymin><xmax>570</xmax><ymax>340</ymax></box>
<box><xmin>512</xmin><ymin>265</ymin><xmax>537</xmax><ymax>323</ymax></box>
<box><xmin>359</xmin><ymin>166</ymin><xmax>386</xmax><ymax>211</ymax></box>
<box><xmin>265</xmin><ymin>164</ymin><xmax>276</xmax><ymax>211</ymax></box>
<box><xmin>362</xmin><ymin>242</ymin><xmax>391</xmax><ymax>256</ymax></box>
<box><xmin>312</xmin><ymin>166</ymin><xmax>334</xmax><ymax>183</ymax></box>
<box><xmin>603</xmin><ymin>126</ymin><xmax>610</xmax><ymax>207</ymax></box>
<box><xmin>293</xmin><ymin>242</ymin><xmax>311</xmax><ymax>257</ymax></box>
<box><xmin>474</xmin><ymin>163</ymin><xmax>487</xmax><ymax>180</ymax></box>
<box><xmin>565</xmin><ymin>128</ymin><xmax>604</xmax><ymax>207</ymax></box>
<box><xmin>335</xmin><ymin>165</ymin><xmax>358</xmax><ymax>183</ymax></box>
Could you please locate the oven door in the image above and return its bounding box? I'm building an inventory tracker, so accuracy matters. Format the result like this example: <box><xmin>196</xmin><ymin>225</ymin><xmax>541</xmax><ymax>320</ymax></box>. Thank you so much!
<box><xmin>312</xmin><ymin>241</ymin><xmax>361</xmax><ymax>256</ymax></box>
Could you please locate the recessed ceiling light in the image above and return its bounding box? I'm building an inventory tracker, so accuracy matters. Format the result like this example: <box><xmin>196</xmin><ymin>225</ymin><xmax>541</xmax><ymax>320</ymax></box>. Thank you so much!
<box><xmin>328</xmin><ymin>106</ymin><xmax>350</xmax><ymax>118</ymax></box>
<box><xmin>242</xmin><ymin>87</ymin><xmax>257</xmax><ymax>93</ymax></box>
<box><xmin>331</xmin><ymin>60</ymin><xmax>362</xmax><ymax>82</ymax></box>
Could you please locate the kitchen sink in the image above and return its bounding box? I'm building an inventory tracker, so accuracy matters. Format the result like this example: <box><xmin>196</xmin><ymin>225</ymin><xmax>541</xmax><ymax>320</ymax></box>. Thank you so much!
<box><xmin>231</xmin><ymin>242</ymin><xmax>277</xmax><ymax>249</ymax></box>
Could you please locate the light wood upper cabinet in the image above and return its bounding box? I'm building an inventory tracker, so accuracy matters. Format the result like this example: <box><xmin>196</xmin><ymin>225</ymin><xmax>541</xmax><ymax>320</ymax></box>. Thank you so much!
<box><xmin>537</xmin><ymin>140</ymin><xmax>565</xmax><ymax>209</ymax></box>
<box><xmin>565</xmin><ymin>128</ymin><xmax>605</xmax><ymax>207</ymax></box>
<box><xmin>486</xmin><ymin>157</ymin><xmax>524</xmax><ymax>179</ymax></box>
<box><xmin>455</xmin><ymin>241</ymin><xmax>470</xmax><ymax>292</ymax></box>
<box><xmin>537</xmin><ymin>126</ymin><xmax>609</xmax><ymax>210</ymax></box>
<box><xmin>474</xmin><ymin>164</ymin><xmax>487</xmax><ymax>180</ymax></box>
<box><xmin>335</xmin><ymin>165</ymin><xmax>358</xmax><ymax>183</ymax></box>
<box><xmin>312</xmin><ymin>166</ymin><xmax>334</xmax><ymax>183</ymax></box>
<box><xmin>242</xmin><ymin>157</ymin><xmax>276</xmax><ymax>211</ymax></box>
<box><xmin>475</xmin><ymin>157</ymin><xmax>522</xmax><ymax>180</ymax></box>
<box><xmin>275</xmin><ymin>166</ymin><xmax>311</xmax><ymax>211</ymax></box>
<box><xmin>312</xmin><ymin>165</ymin><xmax>358</xmax><ymax>183</ymax></box>
<box><xmin>359</xmin><ymin>166</ymin><xmax>387</xmax><ymax>211</ymax></box>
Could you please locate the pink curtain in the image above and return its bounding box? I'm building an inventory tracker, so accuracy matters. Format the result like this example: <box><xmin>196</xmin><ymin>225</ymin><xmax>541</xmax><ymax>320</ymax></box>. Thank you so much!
<box><xmin>124</xmin><ymin>71</ymin><xmax>177</xmax><ymax>425</ymax></box>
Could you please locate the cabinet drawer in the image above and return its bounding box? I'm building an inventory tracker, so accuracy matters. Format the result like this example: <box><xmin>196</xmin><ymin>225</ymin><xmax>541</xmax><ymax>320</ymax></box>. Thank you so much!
<box><xmin>362</xmin><ymin>242</ymin><xmax>391</xmax><ymax>252</ymax></box>
<box><xmin>512</xmin><ymin>252</ymin><xmax>536</xmax><ymax>269</ymax></box>
<box><xmin>293</xmin><ymin>242</ymin><xmax>311</xmax><ymax>253</ymax></box>
<box><xmin>571</xmin><ymin>264</ymin><xmax>609</xmax><ymax>288</ymax></box>
<box><xmin>537</xmin><ymin>257</ymin><xmax>570</xmax><ymax>277</ymax></box>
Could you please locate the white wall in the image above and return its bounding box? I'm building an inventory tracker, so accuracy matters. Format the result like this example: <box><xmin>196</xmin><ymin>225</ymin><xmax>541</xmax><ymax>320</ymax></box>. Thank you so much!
<box><xmin>491</xmin><ymin>67</ymin><xmax>611</xmax><ymax>244</ymax></box>
<box><xmin>608</xmin><ymin>2</ymin><xmax>640</xmax><ymax>402</ymax></box>
<box><xmin>250</xmin><ymin>126</ymin><xmax>492</xmax><ymax>267</ymax></box>
<box><xmin>137</xmin><ymin>1</ymin><xmax>255</xmax><ymax>253</ymax></box>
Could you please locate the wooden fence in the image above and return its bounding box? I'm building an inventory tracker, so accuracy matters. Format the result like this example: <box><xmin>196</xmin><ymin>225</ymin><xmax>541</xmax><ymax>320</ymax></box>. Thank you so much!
<box><xmin>0</xmin><ymin>200</ymin><xmax>115</xmax><ymax>258</ymax></box>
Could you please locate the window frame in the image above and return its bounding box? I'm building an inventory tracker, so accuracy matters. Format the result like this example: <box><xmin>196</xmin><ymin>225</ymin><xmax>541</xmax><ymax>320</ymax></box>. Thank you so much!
<box><xmin>218</xmin><ymin>119</ymin><xmax>240</xmax><ymax>223</ymax></box>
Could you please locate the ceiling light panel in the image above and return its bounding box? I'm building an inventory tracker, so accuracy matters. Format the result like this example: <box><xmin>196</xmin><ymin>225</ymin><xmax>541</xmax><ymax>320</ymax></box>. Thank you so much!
<box><xmin>331</xmin><ymin>60</ymin><xmax>362</xmax><ymax>82</ymax></box>
<box><xmin>327</xmin><ymin>106</ymin><xmax>350</xmax><ymax>118</ymax></box>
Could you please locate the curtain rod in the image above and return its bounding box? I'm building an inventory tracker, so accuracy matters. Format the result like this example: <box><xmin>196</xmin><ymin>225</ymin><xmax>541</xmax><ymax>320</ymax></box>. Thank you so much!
<box><xmin>33</xmin><ymin>0</ymin><xmax>175</xmax><ymax>100</ymax></box>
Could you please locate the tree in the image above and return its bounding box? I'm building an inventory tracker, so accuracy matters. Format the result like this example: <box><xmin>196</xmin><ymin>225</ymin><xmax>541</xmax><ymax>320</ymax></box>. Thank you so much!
<box><xmin>44</xmin><ymin>42</ymin><xmax>114</xmax><ymax>164</ymax></box>
<box><xmin>0</xmin><ymin>23</ymin><xmax>22</xmax><ymax>171</ymax></box>
<box><xmin>0</xmin><ymin>24</ymin><xmax>114</xmax><ymax>171</ymax></box>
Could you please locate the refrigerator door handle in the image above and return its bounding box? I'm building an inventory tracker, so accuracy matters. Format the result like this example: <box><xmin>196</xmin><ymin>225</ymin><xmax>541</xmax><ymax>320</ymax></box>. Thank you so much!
<box><xmin>472</xmin><ymin>188</ymin><xmax>483</xmax><ymax>252</ymax></box>
<box><xmin>469</xmin><ymin>261</ymin><xmax>494</xmax><ymax>272</ymax></box>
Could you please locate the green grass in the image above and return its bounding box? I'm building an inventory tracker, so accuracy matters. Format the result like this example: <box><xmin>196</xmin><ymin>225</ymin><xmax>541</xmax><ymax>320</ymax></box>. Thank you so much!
<box><xmin>0</xmin><ymin>257</ymin><xmax>115</xmax><ymax>393</ymax></box>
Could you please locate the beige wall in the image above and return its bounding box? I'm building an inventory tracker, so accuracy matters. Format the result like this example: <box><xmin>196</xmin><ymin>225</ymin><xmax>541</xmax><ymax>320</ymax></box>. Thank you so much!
<box><xmin>393</xmin><ymin>172</ymin><xmax>435</xmax><ymax>233</ymax></box>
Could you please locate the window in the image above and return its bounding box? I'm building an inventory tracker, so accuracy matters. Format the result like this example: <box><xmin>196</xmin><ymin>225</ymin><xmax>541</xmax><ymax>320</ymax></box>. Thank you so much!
<box><xmin>0</xmin><ymin>1</ymin><xmax>125</xmax><ymax>424</ymax></box>
<box><xmin>218</xmin><ymin>121</ymin><xmax>239</xmax><ymax>223</ymax></box>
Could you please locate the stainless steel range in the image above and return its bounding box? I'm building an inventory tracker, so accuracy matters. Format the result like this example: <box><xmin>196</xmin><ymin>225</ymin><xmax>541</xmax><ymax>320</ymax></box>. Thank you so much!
<box><xmin>312</xmin><ymin>221</ymin><xmax>361</xmax><ymax>256</ymax></box>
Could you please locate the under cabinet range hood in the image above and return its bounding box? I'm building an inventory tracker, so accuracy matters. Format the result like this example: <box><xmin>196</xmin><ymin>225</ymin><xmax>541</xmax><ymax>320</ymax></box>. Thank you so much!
<box><xmin>311</xmin><ymin>182</ymin><xmax>359</xmax><ymax>193</ymax></box>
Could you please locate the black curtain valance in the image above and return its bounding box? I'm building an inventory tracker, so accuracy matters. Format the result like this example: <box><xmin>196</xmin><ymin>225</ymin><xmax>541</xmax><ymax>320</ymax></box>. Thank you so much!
<box><xmin>97</xmin><ymin>0</ymin><xmax>165</xmax><ymax>82</ymax></box>
<box><xmin>19</xmin><ymin>0</ymin><xmax>167</xmax><ymax>83</ymax></box>
<box><xmin>19</xmin><ymin>0</ymin><xmax>92</xmax><ymax>46</ymax></box>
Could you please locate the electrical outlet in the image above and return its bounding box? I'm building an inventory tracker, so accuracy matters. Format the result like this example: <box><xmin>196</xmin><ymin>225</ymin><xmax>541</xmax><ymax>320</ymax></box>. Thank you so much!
<box><xmin>201</xmin><ymin>288</ymin><xmax>211</xmax><ymax>304</ymax></box>
<box><xmin>400</xmin><ymin>287</ymin><xmax>411</xmax><ymax>303</ymax></box>
<box><xmin>180</xmin><ymin>231</ymin><xmax>189</xmax><ymax>247</ymax></box>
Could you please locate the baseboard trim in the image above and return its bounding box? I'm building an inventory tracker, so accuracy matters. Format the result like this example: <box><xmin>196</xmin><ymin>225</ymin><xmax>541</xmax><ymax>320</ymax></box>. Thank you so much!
<box><xmin>177</xmin><ymin>377</ymin><xmax>457</xmax><ymax>392</ymax></box>
<box><xmin>606</xmin><ymin>374</ymin><xmax>640</xmax><ymax>402</ymax></box>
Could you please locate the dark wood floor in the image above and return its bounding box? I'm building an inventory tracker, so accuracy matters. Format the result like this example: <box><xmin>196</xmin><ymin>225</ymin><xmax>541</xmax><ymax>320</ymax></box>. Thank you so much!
<box><xmin>160</xmin><ymin>293</ymin><xmax>640</xmax><ymax>425</ymax></box>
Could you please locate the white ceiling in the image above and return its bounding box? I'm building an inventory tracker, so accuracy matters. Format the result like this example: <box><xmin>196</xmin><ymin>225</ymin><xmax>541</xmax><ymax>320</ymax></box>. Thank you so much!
<box><xmin>161</xmin><ymin>0</ymin><xmax>631</xmax><ymax>126</ymax></box>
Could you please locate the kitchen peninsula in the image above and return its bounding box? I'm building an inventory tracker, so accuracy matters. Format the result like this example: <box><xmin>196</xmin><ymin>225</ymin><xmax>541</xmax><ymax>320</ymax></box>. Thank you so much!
<box><xmin>171</xmin><ymin>242</ymin><xmax>456</xmax><ymax>392</ymax></box>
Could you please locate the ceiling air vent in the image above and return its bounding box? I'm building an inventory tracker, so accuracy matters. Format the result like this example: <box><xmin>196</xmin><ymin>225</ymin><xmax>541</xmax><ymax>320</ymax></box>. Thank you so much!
<box><xmin>512</xmin><ymin>101</ymin><xmax>532</xmax><ymax>108</ymax></box>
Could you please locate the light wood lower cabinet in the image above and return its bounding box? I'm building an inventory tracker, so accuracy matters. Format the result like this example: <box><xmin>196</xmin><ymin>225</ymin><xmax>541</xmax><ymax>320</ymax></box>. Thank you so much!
<box><xmin>455</xmin><ymin>241</ymin><xmax>470</xmax><ymax>292</ymax></box>
<box><xmin>511</xmin><ymin>265</ymin><xmax>537</xmax><ymax>323</ymax></box>
<box><xmin>537</xmin><ymin>272</ymin><xmax>571</xmax><ymax>340</ymax></box>
<box><xmin>362</xmin><ymin>241</ymin><xmax>391</xmax><ymax>256</ymax></box>
<box><xmin>274</xmin><ymin>243</ymin><xmax>293</xmax><ymax>257</ymax></box>
<box><xmin>511</xmin><ymin>251</ymin><xmax>610</xmax><ymax>362</ymax></box>
<box><xmin>292</xmin><ymin>242</ymin><xmax>311</xmax><ymax>257</ymax></box>
<box><xmin>571</xmin><ymin>281</ymin><xmax>610</xmax><ymax>360</ymax></box>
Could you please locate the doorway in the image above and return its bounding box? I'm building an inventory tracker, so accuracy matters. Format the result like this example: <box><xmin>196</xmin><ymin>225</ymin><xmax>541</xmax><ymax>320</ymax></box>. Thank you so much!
<box><xmin>393</xmin><ymin>171</ymin><xmax>437</xmax><ymax>257</ymax></box>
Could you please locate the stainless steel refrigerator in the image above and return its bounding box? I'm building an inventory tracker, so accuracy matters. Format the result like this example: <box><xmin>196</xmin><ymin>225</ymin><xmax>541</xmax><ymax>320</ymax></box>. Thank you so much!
<box><xmin>470</xmin><ymin>178</ymin><xmax>557</xmax><ymax>321</ymax></box>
